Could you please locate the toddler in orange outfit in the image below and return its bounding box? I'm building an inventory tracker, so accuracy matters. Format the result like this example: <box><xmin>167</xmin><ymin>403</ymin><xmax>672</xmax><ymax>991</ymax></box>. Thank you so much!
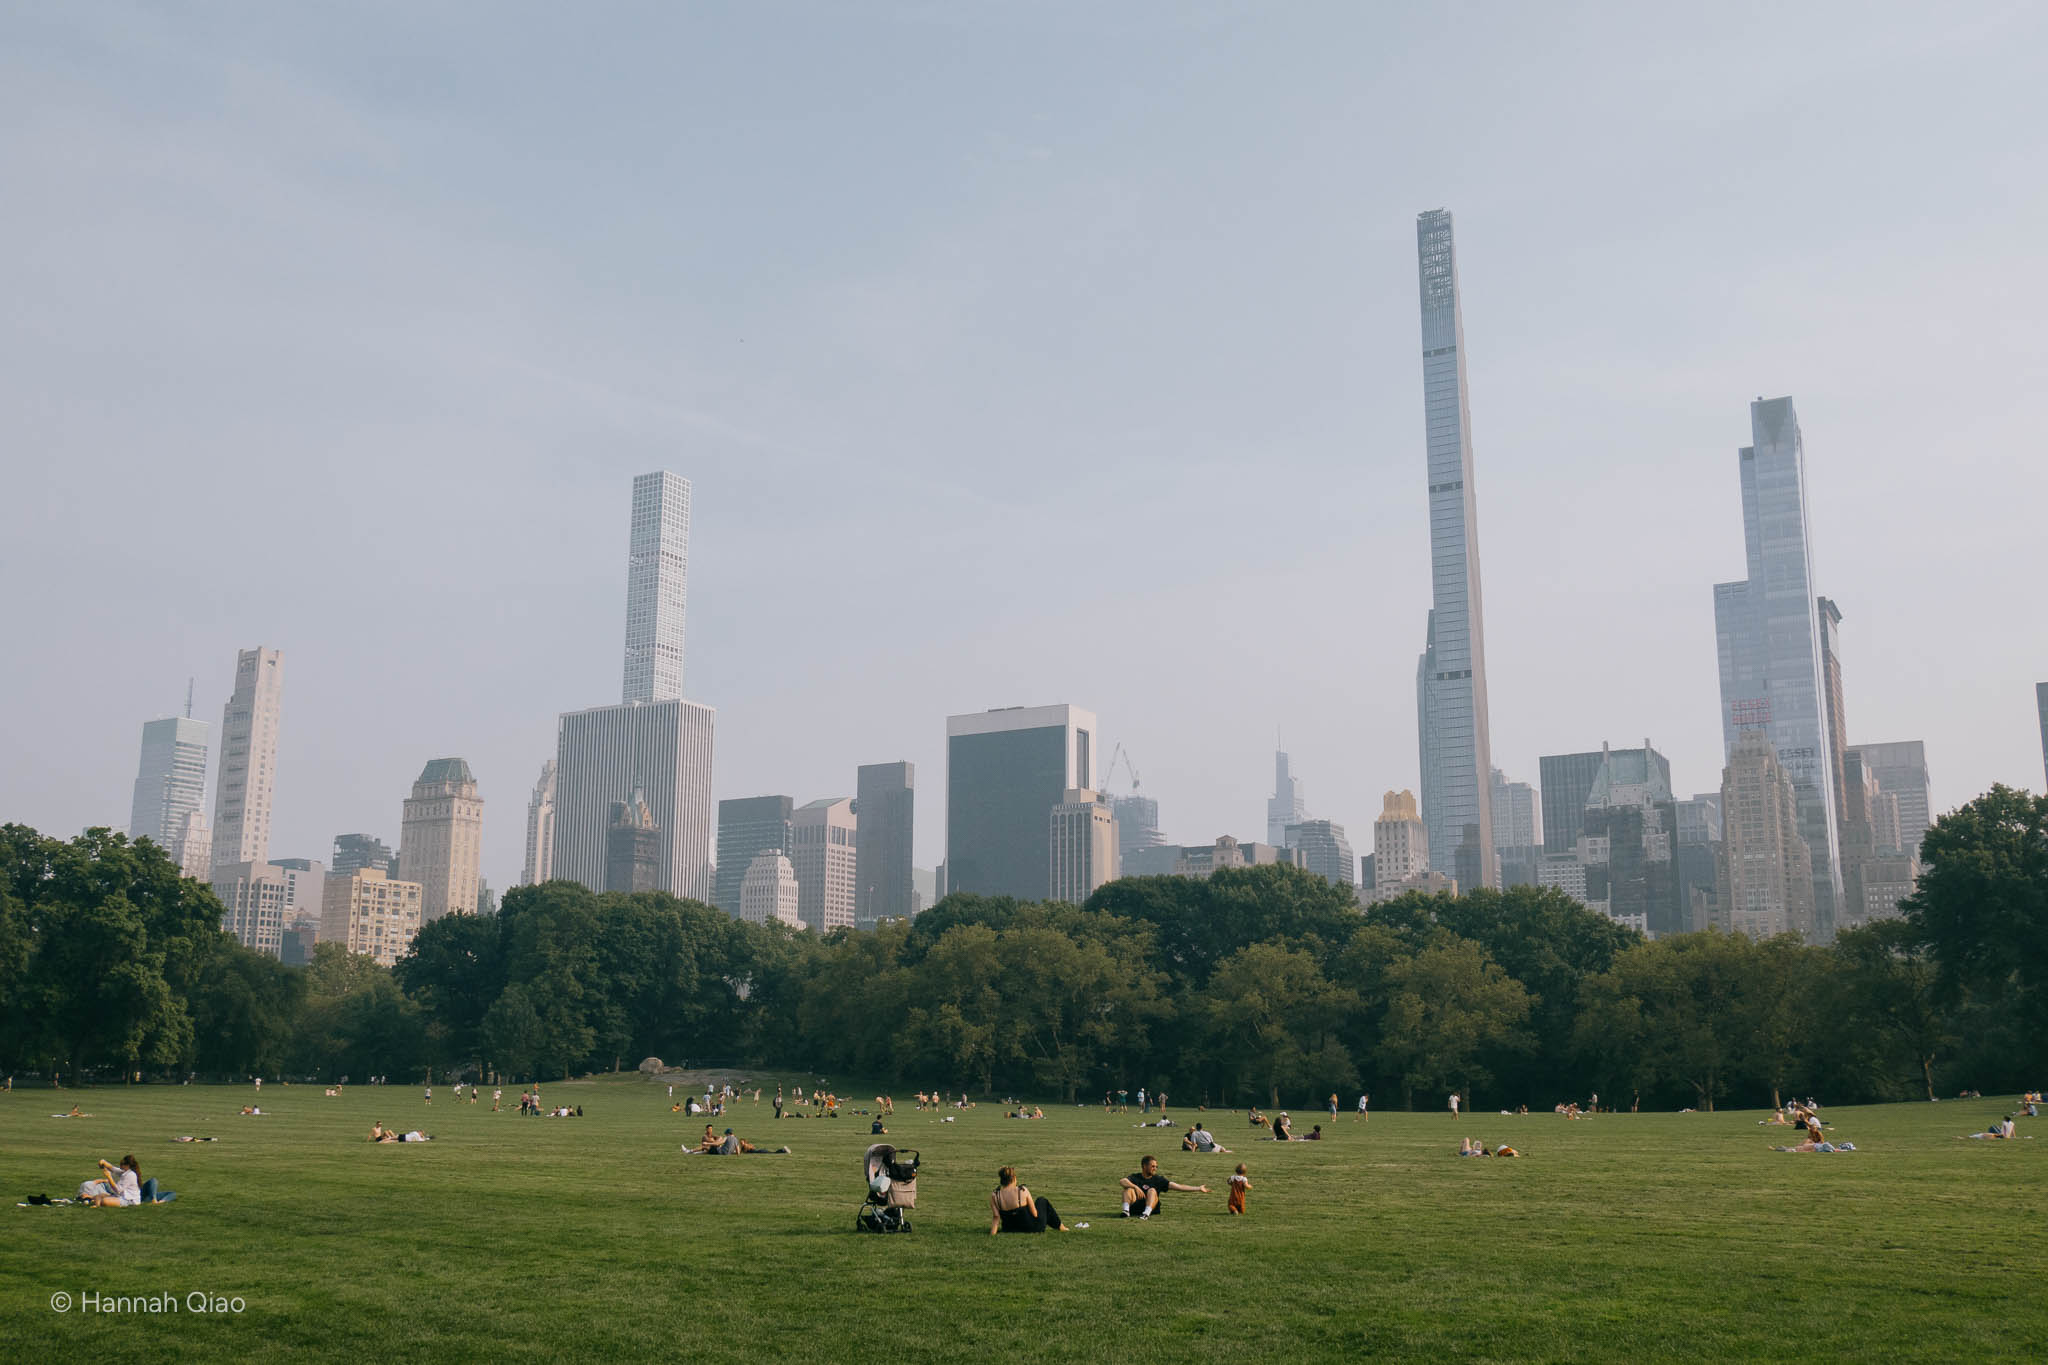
<box><xmin>1227</xmin><ymin>1163</ymin><xmax>1250</xmax><ymax>1214</ymax></box>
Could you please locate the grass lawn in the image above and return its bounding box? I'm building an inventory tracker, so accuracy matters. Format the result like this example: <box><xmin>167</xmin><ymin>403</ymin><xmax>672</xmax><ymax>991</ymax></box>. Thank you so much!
<box><xmin>2</xmin><ymin>1076</ymin><xmax>2045</xmax><ymax>1362</ymax></box>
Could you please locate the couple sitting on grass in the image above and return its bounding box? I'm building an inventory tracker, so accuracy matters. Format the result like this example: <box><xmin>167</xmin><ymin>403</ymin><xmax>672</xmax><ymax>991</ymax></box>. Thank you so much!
<box><xmin>1456</xmin><ymin>1137</ymin><xmax>1520</xmax><ymax>1157</ymax></box>
<box><xmin>79</xmin><ymin>1155</ymin><xmax>175</xmax><ymax>1206</ymax></box>
<box><xmin>684</xmin><ymin>1124</ymin><xmax>788</xmax><ymax>1155</ymax></box>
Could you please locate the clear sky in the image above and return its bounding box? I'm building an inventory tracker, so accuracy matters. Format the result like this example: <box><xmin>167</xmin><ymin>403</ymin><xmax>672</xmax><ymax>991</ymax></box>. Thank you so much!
<box><xmin>4</xmin><ymin>1</ymin><xmax>2044</xmax><ymax>893</ymax></box>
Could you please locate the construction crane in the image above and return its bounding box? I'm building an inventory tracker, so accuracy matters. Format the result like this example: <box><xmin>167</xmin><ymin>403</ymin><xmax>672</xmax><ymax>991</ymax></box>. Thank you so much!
<box><xmin>1101</xmin><ymin>742</ymin><xmax>1141</xmax><ymax>793</ymax></box>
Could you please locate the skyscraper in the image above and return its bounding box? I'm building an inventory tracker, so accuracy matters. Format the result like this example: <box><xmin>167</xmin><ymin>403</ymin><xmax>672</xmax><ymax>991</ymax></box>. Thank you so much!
<box><xmin>1576</xmin><ymin>744</ymin><xmax>1683</xmax><ymax>938</ymax></box>
<box><xmin>945</xmin><ymin>704</ymin><xmax>1097</xmax><ymax>902</ymax></box>
<box><xmin>398</xmin><ymin>758</ymin><xmax>484</xmax><ymax>922</ymax></box>
<box><xmin>1489</xmin><ymin>768</ymin><xmax>1539</xmax><ymax>850</ymax></box>
<box><xmin>1267</xmin><ymin>749</ymin><xmax>1306</xmax><ymax>847</ymax></box>
<box><xmin>553</xmin><ymin>473</ymin><xmax>716</xmax><ymax>903</ymax></box>
<box><xmin>1714</xmin><ymin>730</ymin><xmax>1815</xmax><ymax>939</ymax></box>
<box><xmin>1111</xmin><ymin>794</ymin><xmax>1163</xmax><ymax>855</ymax></box>
<box><xmin>623</xmin><ymin>471</ymin><xmax>690</xmax><ymax>704</ymax></box>
<box><xmin>1539</xmin><ymin>751</ymin><xmax>1608</xmax><ymax>855</ymax></box>
<box><xmin>129</xmin><ymin>715</ymin><xmax>209</xmax><ymax>852</ymax></box>
<box><xmin>1844</xmin><ymin>741</ymin><xmax>1933</xmax><ymax>859</ymax></box>
<box><xmin>1285</xmin><ymin>819</ymin><xmax>1356</xmax><ymax>891</ymax></box>
<box><xmin>211</xmin><ymin>646</ymin><xmax>283</xmax><ymax>869</ymax></box>
<box><xmin>522</xmin><ymin>759</ymin><xmax>557</xmax><ymax>886</ymax></box>
<box><xmin>855</xmin><ymin>761</ymin><xmax>916</xmax><ymax>928</ymax></box>
<box><xmin>1050</xmin><ymin>789</ymin><xmax>1119</xmax><ymax>904</ymax></box>
<box><xmin>168</xmin><ymin>810</ymin><xmax>211</xmax><ymax>879</ymax></box>
<box><xmin>1413</xmin><ymin>209</ymin><xmax>1496</xmax><ymax>886</ymax></box>
<box><xmin>715</xmin><ymin>796</ymin><xmax>795</xmax><ymax>916</ymax></box>
<box><xmin>1712</xmin><ymin>396</ymin><xmax>1842</xmax><ymax>930</ymax></box>
<box><xmin>1367</xmin><ymin>790</ymin><xmax>1440</xmax><ymax>902</ymax></box>
<box><xmin>789</xmin><ymin>797</ymin><xmax>857</xmax><ymax>933</ymax></box>
<box><xmin>553</xmin><ymin>698</ymin><xmax>715</xmax><ymax>903</ymax></box>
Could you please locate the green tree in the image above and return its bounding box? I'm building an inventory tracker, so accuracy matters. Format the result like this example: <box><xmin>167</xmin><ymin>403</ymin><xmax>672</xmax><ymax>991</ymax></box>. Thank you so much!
<box><xmin>1201</xmin><ymin>942</ymin><xmax>1359</xmax><ymax>1107</ymax></box>
<box><xmin>1904</xmin><ymin>785</ymin><xmax>2048</xmax><ymax>1076</ymax></box>
<box><xmin>1372</xmin><ymin>937</ymin><xmax>1530</xmax><ymax>1109</ymax></box>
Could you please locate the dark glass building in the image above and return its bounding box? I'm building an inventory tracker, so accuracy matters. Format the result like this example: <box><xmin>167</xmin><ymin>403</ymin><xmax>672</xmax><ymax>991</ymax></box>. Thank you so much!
<box><xmin>945</xmin><ymin>705</ymin><xmax>1095</xmax><ymax>902</ymax></box>
<box><xmin>714</xmin><ymin>795</ymin><xmax>794</xmax><ymax>916</ymax></box>
<box><xmin>855</xmin><ymin>761</ymin><xmax>915</xmax><ymax>929</ymax></box>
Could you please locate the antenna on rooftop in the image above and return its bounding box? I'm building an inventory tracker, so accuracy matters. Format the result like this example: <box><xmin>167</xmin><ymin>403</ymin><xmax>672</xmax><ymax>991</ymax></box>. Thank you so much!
<box><xmin>185</xmin><ymin>678</ymin><xmax>194</xmax><ymax>719</ymax></box>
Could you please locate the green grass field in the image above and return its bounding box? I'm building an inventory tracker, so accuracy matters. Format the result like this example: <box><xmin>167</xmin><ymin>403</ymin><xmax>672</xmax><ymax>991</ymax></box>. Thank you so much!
<box><xmin>3</xmin><ymin>1076</ymin><xmax>2045</xmax><ymax>1362</ymax></box>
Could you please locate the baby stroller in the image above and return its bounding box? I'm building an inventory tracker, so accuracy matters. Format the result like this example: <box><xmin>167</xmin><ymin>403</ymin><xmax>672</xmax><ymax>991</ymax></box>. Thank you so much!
<box><xmin>856</xmin><ymin>1143</ymin><xmax>919</xmax><ymax>1233</ymax></box>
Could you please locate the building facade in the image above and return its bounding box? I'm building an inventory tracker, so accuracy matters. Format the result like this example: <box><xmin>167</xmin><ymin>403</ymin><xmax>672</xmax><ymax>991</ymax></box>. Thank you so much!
<box><xmin>1285</xmin><ymin>819</ymin><xmax>1356</xmax><ymax>890</ymax></box>
<box><xmin>855</xmin><ymin>761</ymin><xmax>916</xmax><ymax>928</ymax></box>
<box><xmin>1576</xmin><ymin>745</ymin><xmax>1682</xmax><ymax>938</ymax></box>
<box><xmin>1712</xmin><ymin>396</ymin><xmax>1843</xmax><ymax>930</ymax></box>
<box><xmin>1372</xmin><ymin>790</ymin><xmax>1430</xmax><ymax>892</ymax></box>
<box><xmin>332</xmin><ymin>832</ymin><xmax>395</xmax><ymax>876</ymax></box>
<box><xmin>790</xmin><ymin>797</ymin><xmax>857</xmax><ymax>933</ymax></box>
<box><xmin>319</xmin><ymin>867</ymin><xmax>424</xmax><ymax>968</ymax></box>
<box><xmin>1173</xmin><ymin>836</ymin><xmax>1297</xmax><ymax>878</ymax></box>
<box><xmin>622</xmin><ymin>470</ymin><xmax>690</xmax><ymax>705</ymax></box>
<box><xmin>553</xmin><ymin>698</ymin><xmax>715</xmax><ymax>903</ymax></box>
<box><xmin>945</xmin><ymin>704</ymin><xmax>1097</xmax><ymax>902</ymax></box>
<box><xmin>1413</xmin><ymin>208</ymin><xmax>1497</xmax><ymax>887</ymax></box>
<box><xmin>1714</xmin><ymin>730</ymin><xmax>1816</xmax><ymax>939</ymax></box>
<box><xmin>129</xmin><ymin>715</ymin><xmax>210</xmax><ymax>852</ymax></box>
<box><xmin>1818</xmin><ymin>598</ymin><xmax>1850</xmax><ymax>834</ymax></box>
<box><xmin>1267</xmin><ymin>749</ymin><xmax>1307</xmax><ymax>847</ymax></box>
<box><xmin>2039</xmin><ymin>683</ymin><xmax>2048</xmax><ymax>790</ymax></box>
<box><xmin>169</xmin><ymin>810</ymin><xmax>212</xmax><ymax>879</ymax></box>
<box><xmin>1844</xmin><ymin>741</ymin><xmax>1933</xmax><ymax>859</ymax></box>
<box><xmin>522</xmin><ymin>758</ymin><xmax>557</xmax><ymax>886</ymax></box>
<box><xmin>211</xmin><ymin>646</ymin><xmax>284</xmax><ymax>869</ymax></box>
<box><xmin>1111</xmin><ymin>793</ymin><xmax>1163</xmax><ymax>856</ymax></box>
<box><xmin>1050</xmin><ymin>789</ymin><xmax>1120</xmax><ymax>903</ymax></box>
<box><xmin>211</xmin><ymin>861</ymin><xmax>289</xmax><ymax>958</ymax></box>
<box><xmin>715</xmin><ymin>795</ymin><xmax>795</xmax><ymax>916</ymax></box>
<box><xmin>739</xmin><ymin>851</ymin><xmax>800</xmax><ymax>927</ymax></box>
<box><xmin>605</xmin><ymin>790</ymin><xmax>662</xmax><ymax>894</ymax></box>
<box><xmin>1489</xmin><ymin>768</ymin><xmax>1539</xmax><ymax>850</ymax></box>
<box><xmin>1539</xmin><ymin>751</ymin><xmax>1607</xmax><ymax>855</ymax></box>
<box><xmin>398</xmin><ymin>757</ymin><xmax>484</xmax><ymax>922</ymax></box>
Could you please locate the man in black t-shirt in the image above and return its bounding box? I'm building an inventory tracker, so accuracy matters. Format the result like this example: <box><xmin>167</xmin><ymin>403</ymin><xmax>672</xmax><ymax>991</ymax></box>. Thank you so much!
<box><xmin>1118</xmin><ymin>1154</ymin><xmax>1209</xmax><ymax>1218</ymax></box>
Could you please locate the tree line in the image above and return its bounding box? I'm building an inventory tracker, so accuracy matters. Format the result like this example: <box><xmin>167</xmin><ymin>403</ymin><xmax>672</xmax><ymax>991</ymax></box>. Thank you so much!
<box><xmin>2</xmin><ymin>785</ymin><xmax>2042</xmax><ymax>1110</ymax></box>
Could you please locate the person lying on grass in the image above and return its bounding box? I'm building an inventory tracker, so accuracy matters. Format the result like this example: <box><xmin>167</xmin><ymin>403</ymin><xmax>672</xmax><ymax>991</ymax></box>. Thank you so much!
<box><xmin>1959</xmin><ymin>1117</ymin><xmax>2018</xmax><ymax>1140</ymax></box>
<box><xmin>369</xmin><ymin>1122</ymin><xmax>431</xmax><ymax>1143</ymax></box>
<box><xmin>989</xmin><ymin>1165</ymin><xmax>1069</xmax><ymax>1234</ymax></box>
<box><xmin>1118</xmin><ymin>1155</ymin><xmax>1208</xmax><ymax>1218</ymax></box>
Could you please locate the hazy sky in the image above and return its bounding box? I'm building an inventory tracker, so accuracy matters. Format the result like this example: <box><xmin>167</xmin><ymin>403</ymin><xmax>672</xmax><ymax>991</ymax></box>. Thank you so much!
<box><xmin>5</xmin><ymin>1</ymin><xmax>2045</xmax><ymax>894</ymax></box>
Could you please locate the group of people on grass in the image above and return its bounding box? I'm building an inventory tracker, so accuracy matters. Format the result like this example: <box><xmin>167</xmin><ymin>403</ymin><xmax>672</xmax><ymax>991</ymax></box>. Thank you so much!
<box><xmin>78</xmin><ymin>1155</ymin><xmax>175</xmax><ymax>1205</ymax></box>
<box><xmin>683</xmin><ymin>1123</ymin><xmax>788</xmax><ymax>1156</ymax></box>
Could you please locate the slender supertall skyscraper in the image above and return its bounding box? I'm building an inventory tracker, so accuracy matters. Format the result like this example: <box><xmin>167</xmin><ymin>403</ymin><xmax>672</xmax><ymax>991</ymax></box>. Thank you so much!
<box><xmin>554</xmin><ymin>472</ymin><xmax>714</xmax><ymax>902</ymax></box>
<box><xmin>1412</xmin><ymin>209</ymin><xmax>1496</xmax><ymax>887</ymax></box>
<box><xmin>211</xmin><ymin>647</ymin><xmax>283</xmax><ymax>869</ymax></box>
<box><xmin>1267</xmin><ymin>748</ymin><xmax>1306</xmax><ymax>847</ymax></box>
<box><xmin>622</xmin><ymin>471</ymin><xmax>690</xmax><ymax>704</ymax></box>
<box><xmin>1712</xmin><ymin>397</ymin><xmax>1842</xmax><ymax>932</ymax></box>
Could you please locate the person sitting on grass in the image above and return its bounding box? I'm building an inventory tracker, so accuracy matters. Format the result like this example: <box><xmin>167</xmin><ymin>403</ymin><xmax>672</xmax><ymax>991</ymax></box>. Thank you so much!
<box><xmin>1118</xmin><ymin>1155</ymin><xmax>1209</xmax><ymax>1218</ymax></box>
<box><xmin>80</xmin><ymin>1156</ymin><xmax>139</xmax><ymax>1206</ymax></box>
<box><xmin>688</xmin><ymin>1128</ymin><xmax>788</xmax><ymax>1155</ymax></box>
<box><xmin>989</xmin><ymin>1165</ymin><xmax>1069</xmax><ymax>1234</ymax></box>
<box><xmin>1181</xmin><ymin>1123</ymin><xmax>1229</xmax><ymax>1154</ymax></box>
<box><xmin>1271</xmin><ymin>1112</ymin><xmax>1294</xmax><ymax>1141</ymax></box>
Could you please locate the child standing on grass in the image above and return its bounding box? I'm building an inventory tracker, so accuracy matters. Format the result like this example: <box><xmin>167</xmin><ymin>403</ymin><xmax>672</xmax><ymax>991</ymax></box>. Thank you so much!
<box><xmin>1227</xmin><ymin>1164</ymin><xmax>1250</xmax><ymax>1215</ymax></box>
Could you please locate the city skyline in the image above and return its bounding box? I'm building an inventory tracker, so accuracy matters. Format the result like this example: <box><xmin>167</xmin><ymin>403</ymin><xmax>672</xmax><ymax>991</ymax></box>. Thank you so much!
<box><xmin>4</xmin><ymin>7</ymin><xmax>2046</xmax><ymax>899</ymax></box>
